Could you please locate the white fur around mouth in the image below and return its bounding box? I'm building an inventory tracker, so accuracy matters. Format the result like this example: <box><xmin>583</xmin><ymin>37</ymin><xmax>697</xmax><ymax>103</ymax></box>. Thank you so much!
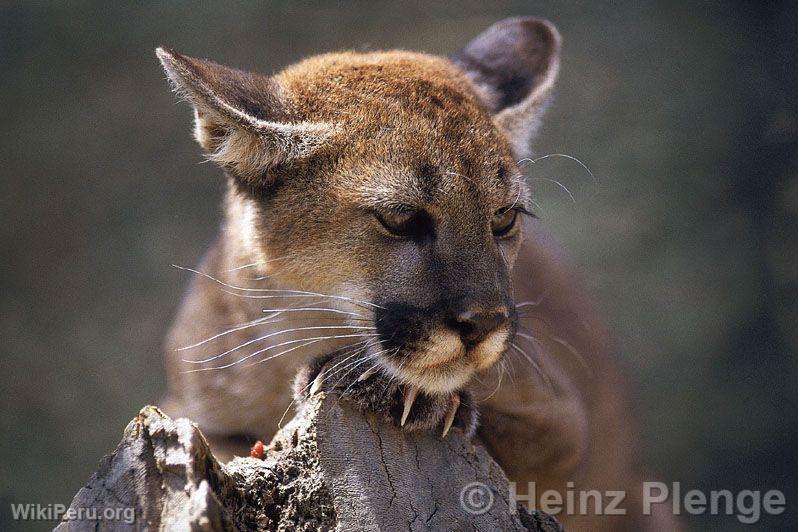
<box><xmin>369</xmin><ymin>328</ymin><xmax>510</xmax><ymax>394</ymax></box>
<box><xmin>384</xmin><ymin>358</ymin><xmax>474</xmax><ymax>394</ymax></box>
<box><xmin>471</xmin><ymin>329</ymin><xmax>510</xmax><ymax>370</ymax></box>
<box><xmin>373</xmin><ymin>349</ymin><xmax>474</xmax><ymax>395</ymax></box>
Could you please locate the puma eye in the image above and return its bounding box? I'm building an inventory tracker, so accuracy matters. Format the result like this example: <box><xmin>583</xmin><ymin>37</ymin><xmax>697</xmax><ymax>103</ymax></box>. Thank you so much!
<box><xmin>374</xmin><ymin>209</ymin><xmax>419</xmax><ymax>237</ymax></box>
<box><xmin>491</xmin><ymin>208</ymin><xmax>518</xmax><ymax>237</ymax></box>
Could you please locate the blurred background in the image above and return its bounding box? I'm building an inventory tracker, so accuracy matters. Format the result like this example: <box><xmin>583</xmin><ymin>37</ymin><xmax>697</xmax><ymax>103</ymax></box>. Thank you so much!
<box><xmin>2</xmin><ymin>1</ymin><xmax>797</xmax><ymax>530</ymax></box>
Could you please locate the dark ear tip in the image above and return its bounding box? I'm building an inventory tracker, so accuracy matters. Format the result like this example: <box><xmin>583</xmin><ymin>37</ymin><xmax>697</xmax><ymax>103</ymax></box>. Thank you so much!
<box><xmin>499</xmin><ymin>16</ymin><xmax>561</xmax><ymax>48</ymax></box>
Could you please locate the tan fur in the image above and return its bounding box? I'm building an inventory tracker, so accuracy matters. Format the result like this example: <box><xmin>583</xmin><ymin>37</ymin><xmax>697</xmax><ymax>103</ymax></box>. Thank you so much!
<box><xmin>158</xmin><ymin>18</ymin><xmax>679</xmax><ymax>530</ymax></box>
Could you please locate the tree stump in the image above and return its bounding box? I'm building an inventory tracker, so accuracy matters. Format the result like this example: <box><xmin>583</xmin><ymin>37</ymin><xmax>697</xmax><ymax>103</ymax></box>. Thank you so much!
<box><xmin>56</xmin><ymin>394</ymin><xmax>562</xmax><ymax>531</ymax></box>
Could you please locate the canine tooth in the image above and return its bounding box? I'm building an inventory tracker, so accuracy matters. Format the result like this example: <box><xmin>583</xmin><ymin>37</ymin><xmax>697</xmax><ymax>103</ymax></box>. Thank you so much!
<box><xmin>441</xmin><ymin>395</ymin><xmax>460</xmax><ymax>438</ymax></box>
<box><xmin>309</xmin><ymin>372</ymin><xmax>324</xmax><ymax>395</ymax></box>
<box><xmin>400</xmin><ymin>386</ymin><xmax>419</xmax><ymax>426</ymax></box>
<box><xmin>357</xmin><ymin>366</ymin><xmax>378</xmax><ymax>382</ymax></box>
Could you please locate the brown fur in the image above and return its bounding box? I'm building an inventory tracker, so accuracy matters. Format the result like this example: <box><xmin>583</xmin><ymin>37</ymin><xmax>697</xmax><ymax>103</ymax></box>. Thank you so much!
<box><xmin>158</xmin><ymin>17</ymin><xmax>678</xmax><ymax>530</ymax></box>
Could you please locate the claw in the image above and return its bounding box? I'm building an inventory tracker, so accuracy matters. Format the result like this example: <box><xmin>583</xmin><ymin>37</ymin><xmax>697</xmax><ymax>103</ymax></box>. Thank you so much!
<box><xmin>309</xmin><ymin>371</ymin><xmax>324</xmax><ymax>396</ymax></box>
<box><xmin>441</xmin><ymin>394</ymin><xmax>460</xmax><ymax>438</ymax></box>
<box><xmin>357</xmin><ymin>366</ymin><xmax>378</xmax><ymax>382</ymax></box>
<box><xmin>400</xmin><ymin>386</ymin><xmax>419</xmax><ymax>426</ymax></box>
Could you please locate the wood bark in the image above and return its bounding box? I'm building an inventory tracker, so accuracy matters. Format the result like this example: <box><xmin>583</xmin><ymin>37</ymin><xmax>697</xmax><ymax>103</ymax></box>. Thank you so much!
<box><xmin>55</xmin><ymin>395</ymin><xmax>562</xmax><ymax>531</ymax></box>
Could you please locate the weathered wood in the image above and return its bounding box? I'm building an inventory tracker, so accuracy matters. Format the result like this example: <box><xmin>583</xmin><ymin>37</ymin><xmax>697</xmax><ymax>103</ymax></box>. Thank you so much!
<box><xmin>56</xmin><ymin>395</ymin><xmax>562</xmax><ymax>531</ymax></box>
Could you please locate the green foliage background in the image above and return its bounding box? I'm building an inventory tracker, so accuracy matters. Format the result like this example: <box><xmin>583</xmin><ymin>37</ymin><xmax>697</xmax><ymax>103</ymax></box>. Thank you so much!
<box><xmin>1</xmin><ymin>2</ymin><xmax>796</xmax><ymax>530</ymax></box>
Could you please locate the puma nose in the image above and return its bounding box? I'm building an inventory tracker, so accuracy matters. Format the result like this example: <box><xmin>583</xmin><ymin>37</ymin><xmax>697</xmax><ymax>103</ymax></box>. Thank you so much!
<box><xmin>448</xmin><ymin>309</ymin><xmax>508</xmax><ymax>346</ymax></box>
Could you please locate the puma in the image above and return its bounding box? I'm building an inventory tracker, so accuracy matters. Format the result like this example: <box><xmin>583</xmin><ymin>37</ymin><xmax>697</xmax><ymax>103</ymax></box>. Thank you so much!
<box><xmin>158</xmin><ymin>17</ymin><xmax>677</xmax><ymax>530</ymax></box>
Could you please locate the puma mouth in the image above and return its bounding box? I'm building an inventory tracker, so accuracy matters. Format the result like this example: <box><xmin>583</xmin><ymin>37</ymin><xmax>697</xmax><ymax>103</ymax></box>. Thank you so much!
<box><xmin>375</xmin><ymin>330</ymin><xmax>511</xmax><ymax>394</ymax></box>
<box><xmin>385</xmin><ymin>357</ymin><xmax>474</xmax><ymax>394</ymax></box>
<box><xmin>405</xmin><ymin>330</ymin><xmax>465</xmax><ymax>370</ymax></box>
<box><xmin>470</xmin><ymin>329</ymin><xmax>511</xmax><ymax>370</ymax></box>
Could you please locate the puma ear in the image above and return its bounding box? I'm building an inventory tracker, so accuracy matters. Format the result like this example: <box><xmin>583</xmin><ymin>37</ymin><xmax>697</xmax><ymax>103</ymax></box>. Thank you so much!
<box><xmin>451</xmin><ymin>17</ymin><xmax>561</xmax><ymax>156</ymax></box>
<box><xmin>156</xmin><ymin>47</ymin><xmax>333</xmax><ymax>183</ymax></box>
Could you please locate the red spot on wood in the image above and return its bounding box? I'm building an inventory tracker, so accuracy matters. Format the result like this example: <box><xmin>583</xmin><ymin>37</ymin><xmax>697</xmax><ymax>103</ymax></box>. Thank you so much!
<box><xmin>250</xmin><ymin>440</ymin><xmax>265</xmax><ymax>459</ymax></box>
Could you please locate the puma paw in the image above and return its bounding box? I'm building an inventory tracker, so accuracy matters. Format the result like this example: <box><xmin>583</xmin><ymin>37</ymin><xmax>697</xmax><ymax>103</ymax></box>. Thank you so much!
<box><xmin>294</xmin><ymin>350</ymin><xmax>478</xmax><ymax>438</ymax></box>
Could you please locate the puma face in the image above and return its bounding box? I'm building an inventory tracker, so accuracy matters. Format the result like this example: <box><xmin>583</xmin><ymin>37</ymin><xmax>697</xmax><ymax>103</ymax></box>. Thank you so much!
<box><xmin>159</xmin><ymin>17</ymin><xmax>560</xmax><ymax>394</ymax></box>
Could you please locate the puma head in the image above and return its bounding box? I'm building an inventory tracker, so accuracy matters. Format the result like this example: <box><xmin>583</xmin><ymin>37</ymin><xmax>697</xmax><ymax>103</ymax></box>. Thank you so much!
<box><xmin>158</xmin><ymin>17</ymin><xmax>561</xmax><ymax>394</ymax></box>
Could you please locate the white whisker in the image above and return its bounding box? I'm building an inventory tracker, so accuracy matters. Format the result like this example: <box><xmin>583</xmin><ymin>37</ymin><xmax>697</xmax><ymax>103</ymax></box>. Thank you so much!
<box><xmin>222</xmin><ymin>262</ymin><xmax>260</xmax><ymax>272</ymax></box>
<box><xmin>183</xmin><ymin>325</ymin><xmax>377</xmax><ymax>364</ymax></box>
<box><xmin>172</xmin><ymin>264</ymin><xmax>384</xmax><ymax>310</ymax></box>
<box><xmin>177</xmin><ymin>315</ymin><xmax>272</xmax><ymax>351</ymax></box>
<box><xmin>307</xmin><ymin>341</ymin><xmax>380</xmax><ymax>393</ymax></box>
<box><xmin>528</xmin><ymin>177</ymin><xmax>576</xmax><ymax>203</ymax></box>
<box><xmin>177</xmin><ymin>308</ymin><xmax>371</xmax><ymax>351</ymax></box>
<box><xmin>515</xmin><ymin>291</ymin><xmax>549</xmax><ymax>309</ymax></box>
<box><xmin>518</xmin><ymin>153</ymin><xmax>596</xmax><ymax>183</ymax></box>
<box><xmin>183</xmin><ymin>333</ymin><xmax>379</xmax><ymax>372</ymax></box>
<box><xmin>511</xmin><ymin>342</ymin><xmax>553</xmax><ymax>392</ymax></box>
<box><xmin>261</xmin><ymin>307</ymin><xmax>366</xmax><ymax>318</ymax></box>
<box><xmin>245</xmin><ymin>337</ymin><xmax>373</xmax><ymax>370</ymax></box>
<box><xmin>497</xmin><ymin>244</ymin><xmax>509</xmax><ymax>268</ymax></box>
<box><xmin>480</xmin><ymin>359</ymin><xmax>505</xmax><ymax>402</ymax></box>
<box><xmin>184</xmin><ymin>337</ymin><xmax>327</xmax><ymax>374</ymax></box>
<box><xmin>278</xmin><ymin>339</ymin><xmax>382</xmax><ymax>427</ymax></box>
<box><xmin>550</xmin><ymin>336</ymin><xmax>593</xmax><ymax>377</ymax></box>
<box><xmin>331</xmin><ymin>348</ymin><xmax>398</xmax><ymax>409</ymax></box>
<box><xmin>330</xmin><ymin>349</ymin><xmax>389</xmax><ymax>394</ymax></box>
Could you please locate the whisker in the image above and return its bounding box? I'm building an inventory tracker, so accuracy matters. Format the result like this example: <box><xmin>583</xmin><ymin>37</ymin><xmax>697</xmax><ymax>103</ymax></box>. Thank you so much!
<box><xmin>177</xmin><ymin>310</ymin><xmax>372</xmax><ymax>351</ymax></box>
<box><xmin>550</xmin><ymin>336</ymin><xmax>593</xmax><ymax>377</ymax></box>
<box><xmin>222</xmin><ymin>262</ymin><xmax>260</xmax><ymax>272</ymax></box>
<box><xmin>177</xmin><ymin>315</ymin><xmax>273</xmax><ymax>351</ymax></box>
<box><xmin>245</xmin><ymin>337</ymin><xmax>373</xmax><ymax>370</ymax></box>
<box><xmin>516</xmin><ymin>315</ymin><xmax>555</xmax><ymax>331</ymax></box>
<box><xmin>312</xmin><ymin>341</ymin><xmax>379</xmax><ymax>386</ymax></box>
<box><xmin>183</xmin><ymin>333</ymin><xmax>378</xmax><ymax>372</ymax></box>
<box><xmin>508</xmin><ymin>187</ymin><xmax>523</xmax><ymax>211</ymax></box>
<box><xmin>227</xmin><ymin>254</ymin><xmax>294</xmax><ymax>272</ymax></box>
<box><xmin>302</xmin><ymin>341</ymin><xmax>380</xmax><ymax>396</ymax></box>
<box><xmin>497</xmin><ymin>357</ymin><xmax>516</xmax><ymax>386</ymax></box>
<box><xmin>516</xmin><ymin>323</ymin><xmax>588</xmax><ymax>377</ymax></box>
<box><xmin>222</xmin><ymin>288</ymin><xmax>384</xmax><ymax>314</ymax></box>
<box><xmin>330</xmin><ymin>349</ymin><xmax>390</xmax><ymax>396</ymax></box>
<box><xmin>261</xmin><ymin>307</ymin><xmax>366</xmax><ymax>318</ymax></box>
<box><xmin>527</xmin><ymin>177</ymin><xmax>576</xmax><ymax>203</ymax></box>
<box><xmin>238</xmin><ymin>255</ymin><xmax>299</xmax><ymax>280</ymax></box>
<box><xmin>386</xmin><ymin>348</ymin><xmax>413</xmax><ymax>389</ymax></box>
<box><xmin>278</xmin><ymin>339</ymin><xmax>381</xmax><ymax>427</ymax></box>
<box><xmin>497</xmin><ymin>245</ymin><xmax>509</xmax><ymax>268</ymax></box>
<box><xmin>235</xmin><ymin>334</ymin><xmax>379</xmax><ymax>367</ymax></box>
<box><xmin>183</xmin><ymin>325</ymin><xmax>377</xmax><ymax>364</ymax></box>
<box><xmin>189</xmin><ymin>337</ymin><xmax>331</xmax><ymax>374</ymax></box>
<box><xmin>331</xmin><ymin>348</ymin><xmax>398</xmax><ymax>410</ymax></box>
<box><xmin>183</xmin><ymin>337</ymin><xmax>324</xmax><ymax>373</ymax></box>
<box><xmin>511</xmin><ymin>342</ymin><xmax>553</xmax><ymax>393</ymax></box>
<box><xmin>515</xmin><ymin>292</ymin><xmax>549</xmax><ymax>309</ymax></box>
<box><xmin>172</xmin><ymin>264</ymin><xmax>385</xmax><ymax>310</ymax></box>
<box><xmin>518</xmin><ymin>153</ymin><xmax>596</xmax><ymax>183</ymax></box>
<box><xmin>480</xmin><ymin>359</ymin><xmax>505</xmax><ymax>402</ymax></box>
